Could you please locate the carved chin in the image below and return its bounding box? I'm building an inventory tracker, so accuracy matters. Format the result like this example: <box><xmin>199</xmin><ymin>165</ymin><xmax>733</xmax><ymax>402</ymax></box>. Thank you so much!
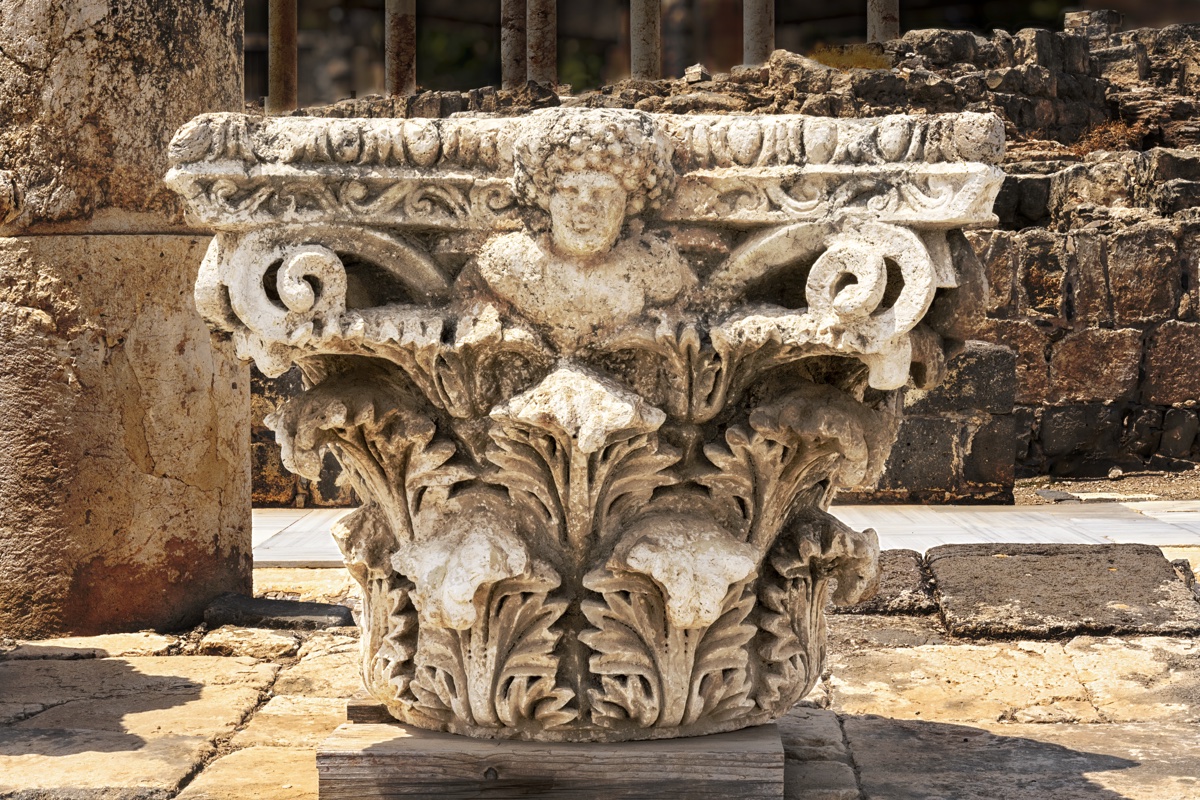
<box><xmin>612</xmin><ymin>515</ymin><xmax>758</xmax><ymax>629</ymax></box>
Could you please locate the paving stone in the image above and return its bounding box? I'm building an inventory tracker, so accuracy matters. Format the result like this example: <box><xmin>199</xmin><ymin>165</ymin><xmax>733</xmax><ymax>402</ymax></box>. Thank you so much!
<box><xmin>0</xmin><ymin>727</ymin><xmax>215</xmax><ymax>799</ymax></box>
<box><xmin>777</xmin><ymin>706</ymin><xmax>850</xmax><ymax>765</ymax></box>
<box><xmin>0</xmin><ymin>632</ymin><xmax>176</xmax><ymax>661</ymax></box>
<box><xmin>927</xmin><ymin>543</ymin><xmax>1200</xmax><ymax>637</ymax></box>
<box><xmin>828</xmin><ymin>614</ymin><xmax>948</xmax><ymax>650</ymax></box>
<box><xmin>204</xmin><ymin>593</ymin><xmax>354</xmax><ymax>630</ymax></box>
<box><xmin>843</xmin><ymin>717</ymin><xmax>1200</xmax><ymax>800</ymax></box>
<box><xmin>785</xmin><ymin>760</ymin><xmax>860</xmax><ymax>800</ymax></box>
<box><xmin>0</xmin><ymin>656</ymin><xmax>277</xmax><ymax>710</ymax></box>
<box><xmin>832</xmin><ymin>549</ymin><xmax>936</xmax><ymax>614</ymax></box>
<box><xmin>253</xmin><ymin>568</ymin><xmax>359</xmax><ymax>606</ymax></box>
<box><xmin>231</xmin><ymin>696</ymin><xmax>348</xmax><ymax>748</ymax></box>
<box><xmin>198</xmin><ymin>626</ymin><xmax>300</xmax><ymax>660</ymax></box>
<box><xmin>828</xmin><ymin>641</ymin><xmax>1100</xmax><ymax>723</ymax></box>
<box><xmin>273</xmin><ymin>632</ymin><xmax>363</xmax><ymax>698</ymax></box>
<box><xmin>176</xmin><ymin>746</ymin><xmax>318</xmax><ymax>800</ymax></box>
<box><xmin>1065</xmin><ymin>636</ymin><xmax>1200</xmax><ymax>722</ymax></box>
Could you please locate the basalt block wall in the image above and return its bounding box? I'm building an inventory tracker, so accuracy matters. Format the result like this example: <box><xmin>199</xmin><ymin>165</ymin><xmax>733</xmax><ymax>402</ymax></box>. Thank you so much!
<box><xmin>0</xmin><ymin>0</ymin><xmax>251</xmax><ymax>636</ymax></box>
<box><xmin>251</xmin><ymin>12</ymin><xmax>1200</xmax><ymax>505</ymax></box>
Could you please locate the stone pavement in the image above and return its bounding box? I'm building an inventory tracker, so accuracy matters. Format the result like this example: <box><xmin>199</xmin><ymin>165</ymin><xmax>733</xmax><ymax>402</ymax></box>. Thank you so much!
<box><xmin>2</xmin><ymin>546</ymin><xmax>1198</xmax><ymax>800</ymax></box>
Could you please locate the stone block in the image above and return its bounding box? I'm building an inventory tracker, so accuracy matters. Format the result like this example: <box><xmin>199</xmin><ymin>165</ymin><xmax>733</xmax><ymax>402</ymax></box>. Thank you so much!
<box><xmin>831</xmin><ymin>549</ymin><xmax>936</xmax><ymax>615</ymax></box>
<box><xmin>1049</xmin><ymin>328</ymin><xmax>1142</xmax><ymax>402</ymax></box>
<box><xmin>1065</xmin><ymin>230</ymin><xmax>1112</xmax><ymax>326</ymax></box>
<box><xmin>877</xmin><ymin>417</ymin><xmax>960</xmax><ymax>493</ymax></box>
<box><xmin>1143</xmin><ymin>320</ymin><xmax>1200</xmax><ymax>405</ymax></box>
<box><xmin>203</xmin><ymin>593</ymin><xmax>354</xmax><ymax>631</ymax></box>
<box><xmin>926</xmin><ymin>543</ymin><xmax>1200</xmax><ymax>637</ymax></box>
<box><xmin>1109</xmin><ymin>222</ymin><xmax>1180</xmax><ymax>325</ymax></box>
<box><xmin>0</xmin><ymin>236</ymin><xmax>251</xmax><ymax>637</ymax></box>
<box><xmin>198</xmin><ymin>626</ymin><xmax>301</xmax><ymax>659</ymax></box>
<box><xmin>1124</xmin><ymin>406</ymin><xmax>1164</xmax><ymax>458</ymax></box>
<box><xmin>232</xmin><ymin>696</ymin><xmax>349</xmax><ymax>749</ymax></box>
<box><xmin>1091</xmin><ymin>43</ymin><xmax>1151</xmax><ymax>86</ymax></box>
<box><xmin>1039</xmin><ymin>403</ymin><xmax>1122</xmax><ymax>458</ymax></box>
<box><xmin>176</xmin><ymin>746</ymin><xmax>318</xmax><ymax>800</ymax></box>
<box><xmin>1016</xmin><ymin>230</ymin><xmax>1065</xmax><ymax>320</ymax></box>
<box><xmin>978</xmin><ymin>320</ymin><xmax>1049</xmax><ymax>405</ymax></box>
<box><xmin>964</xmin><ymin>229</ymin><xmax>1014</xmax><ymax>315</ymax></box>
<box><xmin>1158</xmin><ymin>408</ymin><xmax>1199</xmax><ymax>458</ymax></box>
<box><xmin>830</xmin><ymin>641</ymin><xmax>1098</xmax><ymax>723</ymax></box>
<box><xmin>828</xmin><ymin>614</ymin><xmax>947</xmax><ymax>650</ymax></box>
<box><xmin>0</xmin><ymin>632</ymin><xmax>175</xmax><ymax>661</ymax></box>
<box><xmin>963</xmin><ymin>414</ymin><xmax>1016</xmax><ymax>487</ymax></box>
<box><xmin>843</xmin><ymin>717</ymin><xmax>1200</xmax><ymax>800</ymax></box>
<box><xmin>1065</xmin><ymin>636</ymin><xmax>1200</xmax><ymax>723</ymax></box>
<box><xmin>906</xmin><ymin>341</ymin><xmax>1016</xmax><ymax>415</ymax></box>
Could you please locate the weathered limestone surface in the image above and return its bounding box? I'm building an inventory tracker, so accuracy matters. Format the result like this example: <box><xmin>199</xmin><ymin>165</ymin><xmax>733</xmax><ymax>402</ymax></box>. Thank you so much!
<box><xmin>0</xmin><ymin>655</ymin><xmax>277</xmax><ymax>799</ymax></box>
<box><xmin>0</xmin><ymin>236</ymin><xmax>250</xmax><ymax>636</ymax></box>
<box><xmin>175</xmin><ymin>746</ymin><xmax>319</xmax><ymax>800</ymax></box>
<box><xmin>844</xmin><ymin>717</ymin><xmax>1200</xmax><ymax>800</ymax></box>
<box><xmin>0</xmin><ymin>0</ymin><xmax>251</xmax><ymax>637</ymax></box>
<box><xmin>0</xmin><ymin>0</ymin><xmax>243</xmax><ymax>231</ymax></box>
<box><xmin>169</xmin><ymin>107</ymin><xmax>1003</xmax><ymax>741</ymax></box>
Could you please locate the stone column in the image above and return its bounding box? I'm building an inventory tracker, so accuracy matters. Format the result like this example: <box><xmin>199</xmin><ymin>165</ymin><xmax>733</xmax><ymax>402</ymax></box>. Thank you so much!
<box><xmin>0</xmin><ymin>0</ymin><xmax>250</xmax><ymax>637</ymax></box>
<box><xmin>743</xmin><ymin>0</ymin><xmax>775</xmax><ymax>65</ymax></box>
<box><xmin>527</xmin><ymin>0</ymin><xmax>557</xmax><ymax>86</ymax></box>
<box><xmin>867</xmin><ymin>0</ymin><xmax>900</xmax><ymax>43</ymax></box>
<box><xmin>501</xmin><ymin>0</ymin><xmax>528</xmax><ymax>90</ymax></box>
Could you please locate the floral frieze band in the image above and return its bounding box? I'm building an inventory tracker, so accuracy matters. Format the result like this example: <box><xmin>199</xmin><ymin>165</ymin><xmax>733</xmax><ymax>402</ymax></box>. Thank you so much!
<box><xmin>168</xmin><ymin>108</ymin><xmax>1003</xmax><ymax>742</ymax></box>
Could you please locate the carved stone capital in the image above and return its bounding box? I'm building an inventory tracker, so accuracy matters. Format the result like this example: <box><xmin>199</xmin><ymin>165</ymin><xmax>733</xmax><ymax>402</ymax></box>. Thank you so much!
<box><xmin>169</xmin><ymin>107</ymin><xmax>1003</xmax><ymax>742</ymax></box>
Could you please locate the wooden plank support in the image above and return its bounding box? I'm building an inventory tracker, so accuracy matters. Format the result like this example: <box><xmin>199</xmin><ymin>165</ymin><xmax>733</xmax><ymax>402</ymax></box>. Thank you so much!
<box><xmin>266</xmin><ymin>0</ymin><xmax>297</xmax><ymax>113</ymax></box>
<box><xmin>742</xmin><ymin>0</ymin><xmax>775</xmax><ymax>66</ymax></box>
<box><xmin>630</xmin><ymin>0</ymin><xmax>662</xmax><ymax>80</ymax></box>
<box><xmin>385</xmin><ymin>0</ymin><xmax>417</xmax><ymax>96</ymax></box>
<box><xmin>867</xmin><ymin>0</ymin><xmax>900</xmax><ymax>42</ymax></box>
<box><xmin>501</xmin><ymin>0</ymin><xmax>528</xmax><ymax>89</ymax></box>
<box><xmin>318</xmin><ymin>722</ymin><xmax>785</xmax><ymax>799</ymax></box>
<box><xmin>527</xmin><ymin>0</ymin><xmax>557</xmax><ymax>86</ymax></box>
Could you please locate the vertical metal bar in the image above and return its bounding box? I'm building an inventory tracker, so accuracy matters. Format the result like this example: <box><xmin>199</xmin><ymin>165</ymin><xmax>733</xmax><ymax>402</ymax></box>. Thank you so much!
<box><xmin>527</xmin><ymin>0</ymin><xmax>557</xmax><ymax>86</ymax></box>
<box><xmin>742</xmin><ymin>0</ymin><xmax>774</xmax><ymax>66</ymax></box>
<box><xmin>867</xmin><ymin>0</ymin><xmax>900</xmax><ymax>43</ymax></box>
<box><xmin>267</xmin><ymin>0</ymin><xmax>297</xmax><ymax>113</ymax></box>
<box><xmin>501</xmin><ymin>0</ymin><xmax>528</xmax><ymax>89</ymax></box>
<box><xmin>386</xmin><ymin>0</ymin><xmax>417</xmax><ymax>96</ymax></box>
<box><xmin>631</xmin><ymin>0</ymin><xmax>662</xmax><ymax>79</ymax></box>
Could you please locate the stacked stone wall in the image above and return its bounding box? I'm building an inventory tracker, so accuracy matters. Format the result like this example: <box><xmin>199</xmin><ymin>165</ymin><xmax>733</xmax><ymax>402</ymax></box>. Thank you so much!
<box><xmin>250</xmin><ymin>12</ymin><xmax>1200</xmax><ymax>504</ymax></box>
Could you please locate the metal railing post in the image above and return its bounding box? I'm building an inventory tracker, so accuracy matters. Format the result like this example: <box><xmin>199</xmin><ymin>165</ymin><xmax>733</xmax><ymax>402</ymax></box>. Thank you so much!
<box><xmin>742</xmin><ymin>0</ymin><xmax>775</xmax><ymax>66</ymax></box>
<box><xmin>267</xmin><ymin>0</ymin><xmax>297</xmax><ymax>113</ymax></box>
<box><xmin>631</xmin><ymin>0</ymin><xmax>662</xmax><ymax>79</ymax></box>
<box><xmin>386</xmin><ymin>0</ymin><xmax>417</xmax><ymax>96</ymax></box>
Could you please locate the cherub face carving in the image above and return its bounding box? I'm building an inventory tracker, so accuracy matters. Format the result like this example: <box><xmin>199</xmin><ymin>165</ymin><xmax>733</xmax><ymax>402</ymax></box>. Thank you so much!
<box><xmin>549</xmin><ymin>171</ymin><xmax>628</xmax><ymax>258</ymax></box>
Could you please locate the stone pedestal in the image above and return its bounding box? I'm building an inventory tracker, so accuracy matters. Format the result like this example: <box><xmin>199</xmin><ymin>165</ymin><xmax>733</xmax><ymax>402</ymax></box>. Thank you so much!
<box><xmin>168</xmin><ymin>108</ymin><xmax>1003</xmax><ymax>740</ymax></box>
<box><xmin>0</xmin><ymin>0</ymin><xmax>250</xmax><ymax>636</ymax></box>
<box><xmin>317</xmin><ymin>722</ymin><xmax>785</xmax><ymax>799</ymax></box>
